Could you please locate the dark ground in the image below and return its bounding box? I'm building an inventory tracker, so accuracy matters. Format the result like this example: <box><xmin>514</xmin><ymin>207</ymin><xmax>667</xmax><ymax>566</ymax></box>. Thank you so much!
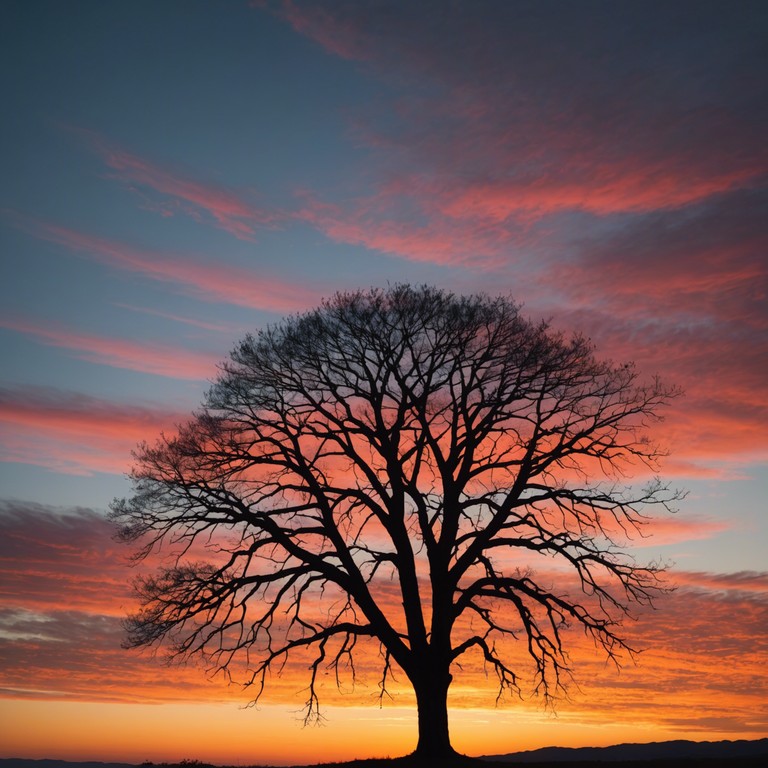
<box><xmin>284</xmin><ymin>757</ymin><xmax>766</xmax><ymax>768</ymax></box>
<box><xmin>3</xmin><ymin>737</ymin><xmax>768</xmax><ymax>768</ymax></box>
<box><xmin>4</xmin><ymin>756</ymin><xmax>768</xmax><ymax>768</ymax></box>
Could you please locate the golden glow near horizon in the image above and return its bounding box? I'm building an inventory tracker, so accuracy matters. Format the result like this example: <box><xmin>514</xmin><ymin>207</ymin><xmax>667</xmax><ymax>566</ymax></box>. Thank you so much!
<box><xmin>1</xmin><ymin>596</ymin><xmax>766</xmax><ymax>763</ymax></box>
<box><xmin>4</xmin><ymin>699</ymin><xmax>762</xmax><ymax>765</ymax></box>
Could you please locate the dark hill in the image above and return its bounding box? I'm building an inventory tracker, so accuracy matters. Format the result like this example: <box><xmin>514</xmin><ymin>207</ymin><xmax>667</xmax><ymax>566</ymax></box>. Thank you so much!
<box><xmin>486</xmin><ymin>737</ymin><xmax>768</xmax><ymax>763</ymax></box>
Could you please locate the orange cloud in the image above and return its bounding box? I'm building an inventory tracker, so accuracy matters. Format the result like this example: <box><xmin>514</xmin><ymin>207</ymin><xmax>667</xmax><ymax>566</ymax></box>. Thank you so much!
<box><xmin>1</xmin><ymin>501</ymin><xmax>765</xmax><ymax>745</ymax></box>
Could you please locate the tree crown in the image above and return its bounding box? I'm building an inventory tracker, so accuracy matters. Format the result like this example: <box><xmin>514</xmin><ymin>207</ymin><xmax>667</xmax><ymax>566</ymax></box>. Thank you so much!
<box><xmin>111</xmin><ymin>285</ymin><xmax>680</xmax><ymax>725</ymax></box>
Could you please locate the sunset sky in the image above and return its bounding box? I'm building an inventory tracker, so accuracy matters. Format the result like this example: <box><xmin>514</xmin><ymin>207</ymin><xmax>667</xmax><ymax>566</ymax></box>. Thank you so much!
<box><xmin>1</xmin><ymin>1</ymin><xmax>766</xmax><ymax>764</ymax></box>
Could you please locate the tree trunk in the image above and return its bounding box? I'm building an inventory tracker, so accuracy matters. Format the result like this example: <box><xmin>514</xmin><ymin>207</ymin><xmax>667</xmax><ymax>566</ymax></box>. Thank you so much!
<box><xmin>413</xmin><ymin>668</ymin><xmax>458</xmax><ymax>758</ymax></box>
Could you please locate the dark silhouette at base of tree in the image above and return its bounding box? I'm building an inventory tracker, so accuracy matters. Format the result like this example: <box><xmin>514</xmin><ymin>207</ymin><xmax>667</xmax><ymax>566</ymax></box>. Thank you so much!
<box><xmin>111</xmin><ymin>285</ymin><xmax>681</xmax><ymax>759</ymax></box>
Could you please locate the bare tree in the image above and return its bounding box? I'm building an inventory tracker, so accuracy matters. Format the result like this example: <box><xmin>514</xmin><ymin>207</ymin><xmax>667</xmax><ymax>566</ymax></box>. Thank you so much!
<box><xmin>111</xmin><ymin>285</ymin><xmax>680</xmax><ymax>759</ymax></box>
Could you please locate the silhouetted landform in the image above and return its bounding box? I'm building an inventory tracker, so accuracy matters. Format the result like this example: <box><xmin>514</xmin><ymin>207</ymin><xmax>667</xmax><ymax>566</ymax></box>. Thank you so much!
<box><xmin>0</xmin><ymin>762</ymin><xmax>136</xmax><ymax>768</ymax></box>
<box><xmin>486</xmin><ymin>737</ymin><xmax>768</xmax><ymax>762</ymax></box>
<box><xmin>2</xmin><ymin>740</ymin><xmax>768</xmax><ymax>768</ymax></box>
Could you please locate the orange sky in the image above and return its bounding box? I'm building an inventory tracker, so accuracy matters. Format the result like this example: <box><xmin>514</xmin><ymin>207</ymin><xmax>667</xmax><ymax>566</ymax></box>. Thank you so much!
<box><xmin>1</xmin><ymin>499</ymin><xmax>766</xmax><ymax>761</ymax></box>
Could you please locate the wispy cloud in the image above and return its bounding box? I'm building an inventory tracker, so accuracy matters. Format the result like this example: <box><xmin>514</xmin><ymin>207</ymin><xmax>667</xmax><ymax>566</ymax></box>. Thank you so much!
<box><xmin>113</xmin><ymin>304</ymin><xmax>243</xmax><ymax>334</ymax></box>
<box><xmin>671</xmin><ymin>570</ymin><xmax>768</xmax><ymax>594</ymax></box>
<box><xmin>555</xmin><ymin>187</ymin><xmax>768</xmax><ymax>326</ymax></box>
<box><xmin>7</xmin><ymin>212</ymin><xmax>324</xmax><ymax>312</ymax></box>
<box><xmin>540</xmin><ymin>312</ymin><xmax>768</xmax><ymax>474</ymax></box>
<box><xmin>1</xmin><ymin>317</ymin><xmax>219</xmax><ymax>380</ymax></box>
<box><xmin>296</xmin><ymin>192</ymin><xmax>515</xmax><ymax>269</ymax></box>
<box><xmin>433</xmin><ymin>165</ymin><xmax>760</xmax><ymax>221</ymax></box>
<box><xmin>70</xmin><ymin>127</ymin><xmax>280</xmax><ymax>240</ymax></box>
<box><xmin>626</xmin><ymin>514</ymin><xmax>732</xmax><ymax>547</ymax></box>
<box><xmin>265</xmin><ymin>0</ymin><xmax>768</xmax><ymax>313</ymax></box>
<box><xmin>0</xmin><ymin>387</ymin><xmax>184</xmax><ymax>475</ymax></box>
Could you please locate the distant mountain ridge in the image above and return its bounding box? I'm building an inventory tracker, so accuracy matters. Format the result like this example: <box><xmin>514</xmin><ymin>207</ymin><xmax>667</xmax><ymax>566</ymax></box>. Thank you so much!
<box><xmin>486</xmin><ymin>737</ymin><xmax>768</xmax><ymax>762</ymax></box>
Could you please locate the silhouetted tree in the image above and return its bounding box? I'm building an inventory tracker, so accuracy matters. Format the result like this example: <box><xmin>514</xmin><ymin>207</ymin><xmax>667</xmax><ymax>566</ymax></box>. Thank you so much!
<box><xmin>111</xmin><ymin>285</ymin><xmax>680</xmax><ymax>759</ymax></box>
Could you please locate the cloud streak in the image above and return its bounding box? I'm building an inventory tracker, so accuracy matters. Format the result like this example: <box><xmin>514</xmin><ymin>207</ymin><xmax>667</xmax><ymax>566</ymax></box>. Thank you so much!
<box><xmin>296</xmin><ymin>192</ymin><xmax>515</xmax><ymax>269</ymax></box>
<box><xmin>556</xmin><ymin>187</ymin><xmax>768</xmax><ymax>325</ymax></box>
<box><xmin>0</xmin><ymin>387</ymin><xmax>185</xmax><ymax>475</ymax></box>
<box><xmin>0</xmin><ymin>502</ymin><xmax>130</xmax><ymax>614</ymax></box>
<box><xmin>7</xmin><ymin>212</ymin><xmax>324</xmax><ymax>313</ymax></box>
<box><xmin>1</xmin><ymin>317</ymin><xmax>218</xmax><ymax>380</ymax></box>
<box><xmin>71</xmin><ymin>127</ymin><xmax>280</xmax><ymax>240</ymax></box>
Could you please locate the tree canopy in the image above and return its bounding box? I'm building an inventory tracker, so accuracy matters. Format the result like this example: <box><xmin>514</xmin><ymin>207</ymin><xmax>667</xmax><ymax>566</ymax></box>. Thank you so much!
<box><xmin>111</xmin><ymin>285</ymin><xmax>681</xmax><ymax>759</ymax></box>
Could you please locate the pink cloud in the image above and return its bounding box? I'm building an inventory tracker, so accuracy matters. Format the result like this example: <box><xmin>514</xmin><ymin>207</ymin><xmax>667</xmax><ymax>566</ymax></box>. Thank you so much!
<box><xmin>436</xmin><ymin>165</ymin><xmax>760</xmax><ymax>221</ymax></box>
<box><xmin>1</xmin><ymin>318</ymin><xmax>218</xmax><ymax>380</ymax></box>
<box><xmin>7</xmin><ymin>212</ymin><xmax>323</xmax><ymax>312</ymax></box>
<box><xmin>534</xmin><ymin>308</ymin><xmax>768</xmax><ymax>475</ymax></box>
<box><xmin>296</xmin><ymin>193</ymin><xmax>513</xmax><ymax>269</ymax></box>
<box><xmin>625</xmin><ymin>514</ymin><xmax>732</xmax><ymax>547</ymax></box>
<box><xmin>530</xmin><ymin>186</ymin><xmax>767</xmax><ymax>475</ymax></box>
<box><xmin>0</xmin><ymin>387</ymin><xmax>185</xmax><ymax>475</ymax></box>
<box><xmin>271</xmin><ymin>1</ymin><xmax>767</xmax><ymax>269</ymax></box>
<box><xmin>292</xmin><ymin>164</ymin><xmax>763</xmax><ymax>270</ymax></box>
<box><xmin>71</xmin><ymin>128</ymin><xmax>279</xmax><ymax>240</ymax></box>
<box><xmin>663</xmin><ymin>403</ymin><xmax>768</xmax><ymax>473</ymax></box>
<box><xmin>278</xmin><ymin>0</ymin><xmax>364</xmax><ymax>61</ymax></box>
